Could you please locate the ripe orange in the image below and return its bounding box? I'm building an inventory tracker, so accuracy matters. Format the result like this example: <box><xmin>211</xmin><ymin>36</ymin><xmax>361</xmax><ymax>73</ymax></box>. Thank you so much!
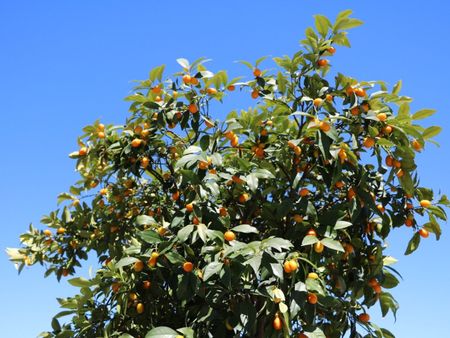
<box><xmin>354</xmin><ymin>88</ymin><xmax>366</xmax><ymax>97</ymax></box>
<box><xmin>363</xmin><ymin>137</ymin><xmax>375</xmax><ymax>148</ymax></box>
<box><xmin>254</xmin><ymin>147</ymin><xmax>265</xmax><ymax>159</ymax></box>
<box><xmin>299</xmin><ymin>188</ymin><xmax>310</xmax><ymax>197</ymax></box>
<box><xmin>307</xmin><ymin>292</ymin><xmax>318</xmax><ymax>304</ymax></box>
<box><xmin>327</xmin><ymin>46</ymin><xmax>336</xmax><ymax>55</ymax></box>
<box><xmin>230</xmin><ymin>135</ymin><xmax>239</xmax><ymax>147</ymax></box>
<box><xmin>338</xmin><ymin>149</ymin><xmax>347</xmax><ymax>163</ymax></box>
<box><xmin>293</xmin><ymin>146</ymin><xmax>302</xmax><ymax>156</ymax></box>
<box><xmin>412</xmin><ymin>139</ymin><xmax>422</xmax><ymax>152</ymax></box>
<box><xmin>361</xmin><ymin>102</ymin><xmax>370</xmax><ymax>112</ymax></box>
<box><xmin>97</xmin><ymin>123</ymin><xmax>105</xmax><ymax>131</ymax></box>
<box><xmin>224</xmin><ymin>230</ymin><xmax>236</xmax><ymax>242</ymax></box>
<box><xmin>151</xmin><ymin>86</ymin><xmax>162</xmax><ymax>94</ymax></box>
<box><xmin>183</xmin><ymin>261</ymin><xmax>194</xmax><ymax>273</ymax></box>
<box><xmin>419</xmin><ymin>228</ymin><xmax>429</xmax><ymax>238</ymax></box>
<box><xmin>142</xmin><ymin>280</ymin><xmax>151</xmax><ymax>289</ymax></box>
<box><xmin>141</xmin><ymin>157</ymin><xmax>150</xmax><ymax>169</ymax></box>
<box><xmin>293</xmin><ymin>214</ymin><xmax>303</xmax><ymax>223</ymax></box>
<box><xmin>314</xmin><ymin>241</ymin><xmax>324</xmax><ymax>253</ymax></box>
<box><xmin>419</xmin><ymin>199</ymin><xmax>431</xmax><ymax>208</ymax></box>
<box><xmin>172</xmin><ymin>191</ymin><xmax>180</xmax><ymax>201</ymax></box>
<box><xmin>206</xmin><ymin>87</ymin><xmax>218</xmax><ymax>95</ymax></box>
<box><xmin>111</xmin><ymin>282</ymin><xmax>121</xmax><ymax>293</ymax></box>
<box><xmin>190</xmin><ymin>77</ymin><xmax>199</xmax><ymax>86</ymax></box>
<box><xmin>260</xmin><ymin>128</ymin><xmax>268</xmax><ymax>136</ymax></box>
<box><xmin>396</xmin><ymin>169</ymin><xmax>404</xmax><ymax>178</ymax></box>
<box><xmin>385</xmin><ymin>155</ymin><xmax>394</xmax><ymax>167</ymax></box>
<box><xmin>97</xmin><ymin>131</ymin><xmax>105</xmax><ymax>139</ymax></box>
<box><xmin>134</xmin><ymin>261</ymin><xmax>144</xmax><ymax>272</ymax></box>
<box><xmin>251</xmin><ymin>89</ymin><xmax>259</xmax><ymax>99</ymax></box>
<box><xmin>273</xmin><ymin>315</ymin><xmax>282</xmax><ymax>331</ymax></box>
<box><xmin>56</xmin><ymin>227</ymin><xmax>66</xmax><ymax>235</ymax></box>
<box><xmin>358</xmin><ymin>313</ymin><xmax>370</xmax><ymax>323</ymax></box>
<box><xmin>253</xmin><ymin>68</ymin><xmax>262</xmax><ymax>77</ymax></box>
<box><xmin>307</xmin><ymin>229</ymin><xmax>317</xmax><ymax>237</ymax></box>
<box><xmin>78</xmin><ymin>146</ymin><xmax>88</xmax><ymax>156</ymax></box>
<box><xmin>186</xmin><ymin>203</ymin><xmax>194</xmax><ymax>212</ymax></box>
<box><xmin>350</xmin><ymin>107</ymin><xmax>360</xmax><ymax>116</ymax></box>
<box><xmin>319</xmin><ymin>121</ymin><xmax>330</xmax><ymax>132</ymax></box>
<box><xmin>198</xmin><ymin>160</ymin><xmax>209</xmax><ymax>170</ymax></box>
<box><xmin>347</xmin><ymin>188</ymin><xmax>356</xmax><ymax>200</ymax></box>
<box><xmin>227</xmin><ymin>85</ymin><xmax>235</xmax><ymax>91</ymax></box>
<box><xmin>313</xmin><ymin>98</ymin><xmax>323</xmax><ymax>107</ymax></box>
<box><xmin>377</xmin><ymin>113</ymin><xmax>387</xmax><ymax>122</ymax></box>
<box><xmin>219</xmin><ymin>207</ymin><xmax>228</xmax><ymax>217</ymax></box>
<box><xmin>326</xmin><ymin>94</ymin><xmax>333</xmax><ymax>102</ymax></box>
<box><xmin>383</xmin><ymin>125</ymin><xmax>393</xmax><ymax>134</ymax></box>
<box><xmin>182</xmin><ymin>74</ymin><xmax>191</xmax><ymax>84</ymax></box>
<box><xmin>317</xmin><ymin>59</ymin><xmax>328</xmax><ymax>67</ymax></box>
<box><xmin>136</xmin><ymin>303</ymin><xmax>145</xmax><ymax>314</ymax></box>
<box><xmin>377</xmin><ymin>204</ymin><xmax>385</xmax><ymax>213</ymax></box>
<box><xmin>238</xmin><ymin>193</ymin><xmax>249</xmax><ymax>203</ymax></box>
<box><xmin>335</xmin><ymin>181</ymin><xmax>345</xmax><ymax>189</ymax></box>
<box><xmin>62</xmin><ymin>269</ymin><xmax>69</xmax><ymax>277</ymax></box>
<box><xmin>131</xmin><ymin>138</ymin><xmax>143</xmax><ymax>148</ymax></box>
<box><xmin>372</xmin><ymin>284</ymin><xmax>382</xmax><ymax>294</ymax></box>
<box><xmin>188</xmin><ymin>103</ymin><xmax>198</xmax><ymax>114</ymax></box>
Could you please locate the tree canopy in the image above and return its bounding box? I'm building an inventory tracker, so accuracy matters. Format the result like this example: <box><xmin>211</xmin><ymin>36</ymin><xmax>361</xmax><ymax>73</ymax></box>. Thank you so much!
<box><xmin>7</xmin><ymin>10</ymin><xmax>448</xmax><ymax>338</ymax></box>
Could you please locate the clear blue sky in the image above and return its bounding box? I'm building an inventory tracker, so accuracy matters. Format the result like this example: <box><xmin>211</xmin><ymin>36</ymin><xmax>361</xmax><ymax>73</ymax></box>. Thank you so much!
<box><xmin>1</xmin><ymin>1</ymin><xmax>449</xmax><ymax>337</ymax></box>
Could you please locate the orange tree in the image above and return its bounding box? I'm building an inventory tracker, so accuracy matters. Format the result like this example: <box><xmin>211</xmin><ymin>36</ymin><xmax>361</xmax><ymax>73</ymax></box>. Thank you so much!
<box><xmin>7</xmin><ymin>10</ymin><xmax>449</xmax><ymax>338</ymax></box>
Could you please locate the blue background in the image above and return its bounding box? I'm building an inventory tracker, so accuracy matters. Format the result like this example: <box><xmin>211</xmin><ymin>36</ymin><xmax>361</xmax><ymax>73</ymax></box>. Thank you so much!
<box><xmin>1</xmin><ymin>1</ymin><xmax>449</xmax><ymax>336</ymax></box>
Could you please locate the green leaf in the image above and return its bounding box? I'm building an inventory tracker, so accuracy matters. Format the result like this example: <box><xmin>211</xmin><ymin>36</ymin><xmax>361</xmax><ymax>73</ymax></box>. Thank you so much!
<box><xmin>405</xmin><ymin>232</ymin><xmax>420</xmax><ymax>255</ymax></box>
<box><xmin>203</xmin><ymin>262</ymin><xmax>223</xmax><ymax>281</ymax></box>
<box><xmin>423</xmin><ymin>126</ymin><xmax>442</xmax><ymax>139</ymax></box>
<box><xmin>334</xmin><ymin>220</ymin><xmax>352</xmax><ymax>230</ymax></box>
<box><xmin>68</xmin><ymin>277</ymin><xmax>92</xmax><ymax>288</ymax></box>
<box><xmin>314</xmin><ymin>15</ymin><xmax>330</xmax><ymax>37</ymax></box>
<box><xmin>231</xmin><ymin>224</ymin><xmax>258</xmax><ymax>234</ymax></box>
<box><xmin>392</xmin><ymin>80</ymin><xmax>402</xmax><ymax>95</ymax></box>
<box><xmin>139</xmin><ymin>230</ymin><xmax>162</xmax><ymax>244</ymax></box>
<box><xmin>412</xmin><ymin>109</ymin><xmax>436</xmax><ymax>120</ymax></box>
<box><xmin>302</xmin><ymin>235</ymin><xmax>319</xmax><ymax>246</ymax></box>
<box><xmin>177</xmin><ymin>225</ymin><xmax>194</xmax><ymax>242</ymax></box>
<box><xmin>145</xmin><ymin>326</ymin><xmax>179</xmax><ymax>338</ymax></box>
<box><xmin>116</xmin><ymin>257</ymin><xmax>139</xmax><ymax>269</ymax></box>
<box><xmin>135</xmin><ymin>215</ymin><xmax>156</xmax><ymax>226</ymax></box>
<box><xmin>246</xmin><ymin>173</ymin><xmax>259</xmax><ymax>192</ymax></box>
<box><xmin>381</xmin><ymin>272</ymin><xmax>400</xmax><ymax>289</ymax></box>
<box><xmin>321</xmin><ymin>238</ymin><xmax>344</xmax><ymax>252</ymax></box>
<box><xmin>176</xmin><ymin>58</ymin><xmax>190</xmax><ymax>69</ymax></box>
<box><xmin>379</xmin><ymin>292</ymin><xmax>399</xmax><ymax>318</ymax></box>
<box><xmin>119</xmin><ymin>334</ymin><xmax>135</xmax><ymax>338</ymax></box>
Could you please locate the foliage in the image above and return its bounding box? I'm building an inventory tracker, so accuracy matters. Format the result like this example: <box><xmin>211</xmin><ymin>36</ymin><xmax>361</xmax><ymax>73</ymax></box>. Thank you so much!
<box><xmin>7</xmin><ymin>10</ymin><xmax>448</xmax><ymax>338</ymax></box>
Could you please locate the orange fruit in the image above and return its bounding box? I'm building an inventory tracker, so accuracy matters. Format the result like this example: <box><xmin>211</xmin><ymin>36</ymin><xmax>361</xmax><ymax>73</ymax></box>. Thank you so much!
<box><xmin>293</xmin><ymin>146</ymin><xmax>302</xmax><ymax>156</ymax></box>
<box><xmin>238</xmin><ymin>193</ymin><xmax>249</xmax><ymax>204</ymax></box>
<box><xmin>368</xmin><ymin>278</ymin><xmax>378</xmax><ymax>287</ymax></box>
<box><xmin>383</xmin><ymin>125</ymin><xmax>393</xmax><ymax>134</ymax></box>
<box><xmin>420</xmin><ymin>199</ymin><xmax>431</xmax><ymax>208</ymax></box>
<box><xmin>111</xmin><ymin>282</ymin><xmax>121</xmax><ymax>293</ymax></box>
<box><xmin>183</xmin><ymin>261</ymin><xmax>194</xmax><ymax>273</ymax></box>
<box><xmin>385</xmin><ymin>155</ymin><xmax>394</xmax><ymax>167</ymax></box>
<box><xmin>219</xmin><ymin>207</ymin><xmax>228</xmax><ymax>217</ymax></box>
<box><xmin>198</xmin><ymin>160</ymin><xmax>209</xmax><ymax>170</ymax></box>
<box><xmin>206</xmin><ymin>87</ymin><xmax>217</xmax><ymax>95</ymax></box>
<box><xmin>335</xmin><ymin>181</ymin><xmax>345</xmax><ymax>189</ymax></box>
<box><xmin>151</xmin><ymin>86</ymin><xmax>162</xmax><ymax>94</ymax></box>
<box><xmin>345</xmin><ymin>86</ymin><xmax>355</xmax><ymax>96</ymax></box>
<box><xmin>97</xmin><ymin>131</ymin><xmax>105</xmax><ymax>139</ymax></box>
<box><xmin>319</xmin><ymin>121</ymin><xmax>330</xmax><ymax>132</ymax></box>
<box><xmin>377</xmin><ymin>204</ymin><xmax>385</xmax><ymax>213</ymax></box>
<box><xmin>188</xmin><ymin>103</ymin><xmax>198</xmax><ymax>114</ymax></box>
<box><xmin>298</xmin><ymin>333</ymin><xmax>308</xmax><ymax>338</ymax></box>
<box><xmin>358</xmin><ymin>313</ymin><xmax>370</xmax><ymax>323</ymax></box>
<box><xmin>172</xmin><ymin>191</ymin><xmax>180</xmax><ymax>201</ymax></box>
<box><xmin>317</xmin><ymin>59</ymin><xmax>328</xmax><ymax>67</ymax></box>
<box><xmin>338</xmin><ymin>149</ymin><xmax>347</xmax><ymax>163</ymax></box>
<box><xmin>141</xmin><ymin>157</ymin><xmax>150</xmax><ymax>169</ymax></box>
<box><xmin>251</xmin><ymin>89</ymin><xmax>259</xmax><ymax>99</ymax></box>
<box><xmin>43</xmin><ymin>229</ymin><xmax>52</xmax><ymax>237</ymax></box>
<box><xmin>224</xmin><ymin>131</ymin><xmax>235</xmax><ymax>139</ymax></box>
<box><xmin>293</xmin><ymin>214</ymin><xmax>303</xmax><ymax>223</ymax></box>
<box><xmin>361</xmin><ymin>102</ymin><xmax>370</xmax><ymax>112</ymax></box>
<box><xmin>97</xmin><ymin>123</ymin><xmax>105</xmax><ymax>131</ymax></box>
<box><xmin>419</xmin><ymin>228</ymin><xmax>429</xmax><ymax>238</ymax></box>
<box><xmin>396</xmin><ymin>169</ymin><xmax>404</xmax><ymax>178</ymax></box>
<box><xmin>131</xmin><ymin>138</ymin><xmax>143</xmax><ymax>148</ymax></box>
<box><xmin>354</xmin><ymin>88</ymin><xmax>366</xmax><ymax>97</ymax></box>
<box><xmin>327</xmin><ymin>46</ymin><xmax>336</xmax><ymax>55</ymax></box>
<box><xmin>314</xmin><ymin>241</ymin><xmax>324</xmax><ymax>253</ymax></box>
<box><xmin>299</xmin><ymin>188</ymin><xmax>310</xmax><ymax>197</ymax></box>
<box><xmin>363</xmin><ymin>137</ymin><xmax>375</xmax><ymax>148</ymax></box>
<box><xmin>313</xmin><ymin>98</ymin><xmax>323</xmax><ymax>107</ymax></box>
<box><xmin>56</xmin><ymin>227</ymin><xmax>66</xmax><ymax>235</ymax></box>
<box><xmin>307</xmin><ymin>229</ymin><xmax>317</xmax><ymax>237</ymax></box>
<box><xmin>307</xmin><ymin>292</ymin><xmax>318</xmax><ymax>304</ymax></box>
<box><xmin>182</xmin><ymin>74</ymin><xmax>191</xmax><ymax>84</ymax></box>
<box><xmin>157</xmin><ymin>227</ymin><xmax>167</xmax><ymax>236</ymax></box>
<box><xmin>412</xmin><ymin>139</ymin><xmax>422</xmax><ymax>152</ymax></box>
<box><xmin>326</xmin><ymin>94</ymin><xmax>333</xmax><ymax>102</ymax></box>
<box><xmin>100</xmin><ymin>188</ymin><xmax>108</xmax><ymax>196</ymax></box>
<box><xmin>372</xmin><ymin>284</ymin><xmax>382</xmax><ymax>294</ymax></box>
<box><xmin>253</xmin><ymin>68</ymin><xmax>262</xmax><ymax>77</ymax></box>
<box><xmin>224</xmin><ymin>230</ymin><xmax>236</xmax><ymax>242</ymax></box>
<box><xmin>190</xmin><ymin>77</ymin><xmax>199</xmax><ymax>85</ymax></box>
<box><xmin>78</xmin><ymin>146</ymin><xmax>88</xmax><ymax>156</ymax></box>
<box><xmin>142</xmin><ymin>280</ymin><xmax>151</xmax><ymax>289</ymax></box>
<box><xmin>227</xmin><ymin>85</ymin><xmax>235</xmax><ymax>91</ymax></box>
<box><xmin>260</xmin><ymin>128</ymin><xmax>268</xmax><ymax>136</ymax></box>
<box><xmin>230</xmin><ymin>135</ymin><xmax>239</xmax><ymax>147</ymax></box>
<box><xmin>350</xmin><ymin>107</ymin><xmax>360</xmax><ymax>116</ymax></box>
<box><xmin>307</xmin><ymin>272</ymin><xmax>319</xmax><ymax>279</ymax></box>
<box><xmin>347</xmin><ymin>188</ymin><xmax>356</xmax><ymax>200</ymax></box>
<box><xmin>273</xmin><ymin>315</ymin><xmax>282</xmax><ymax>331</ymax></box>
<box><xmin>185</xmin><ymin>203</ymin><xmax>194</xmax><ymax>212</ymax></box>
<box><xmin>134</xmin><ymin>261</ymin><xmax>144</xmax><ymax>272</ymax></box>
<box><xmin>377</xmin><ymin>113</ymin><xmax>387</xmax><ymax>122</ymax></box>
<box><xmin>393</xmin><ymin>159</ymin><xmax>402</xmax><ymax>168</ymax></box>
<box><xmin>129</xmin><ymin>292</ymin><xmax>138</xmax><ymax>301</ymax></box>
<box><xmin>136</xmin><ymin>303</ymin><xmax>145</xmax><ymax>314</ymax></box>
